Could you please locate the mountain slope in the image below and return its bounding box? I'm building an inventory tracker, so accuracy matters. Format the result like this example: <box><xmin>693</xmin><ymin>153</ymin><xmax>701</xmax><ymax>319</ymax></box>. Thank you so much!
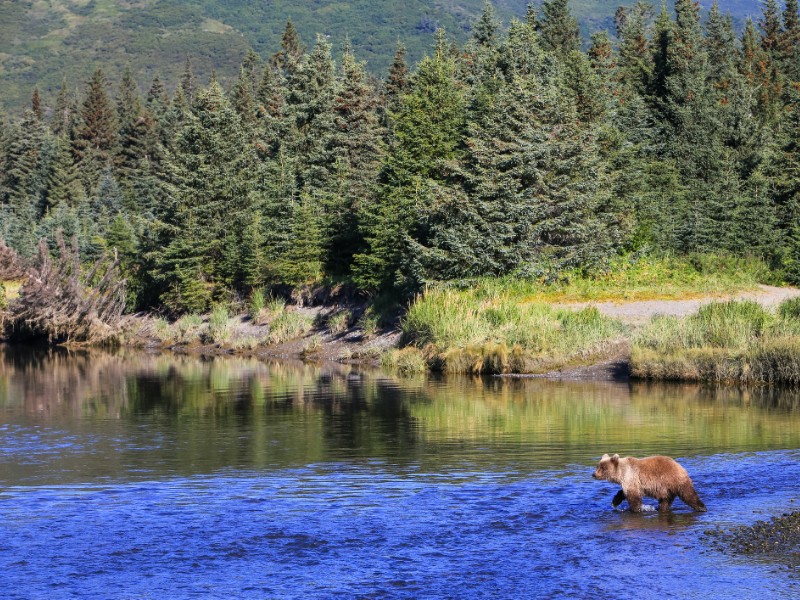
<box><xmin>0</xmin><ymin>0</ymin><xmax>764</xmax><ymax>111</ymax></box>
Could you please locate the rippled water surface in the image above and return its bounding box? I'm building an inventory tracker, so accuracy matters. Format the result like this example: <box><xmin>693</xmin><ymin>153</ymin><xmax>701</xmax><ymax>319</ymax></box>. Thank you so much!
<box><xmin>1</xmin><ymin>347</ymin><xmax>800</xmax><ymax>598</ymax></box>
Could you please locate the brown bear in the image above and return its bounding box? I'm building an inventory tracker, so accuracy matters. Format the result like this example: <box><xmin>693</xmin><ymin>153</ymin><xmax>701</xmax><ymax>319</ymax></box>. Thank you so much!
<box><xmin>593</xmin><ymin>453</ymin><xmax>707</xmax><ymax>513</ymax></box>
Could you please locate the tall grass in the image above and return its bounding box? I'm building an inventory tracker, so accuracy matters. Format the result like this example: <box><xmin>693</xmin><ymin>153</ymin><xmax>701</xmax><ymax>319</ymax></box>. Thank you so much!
<box><xmin>203</xmin><ymin>305</ymin><xmax>232</xmax><ymax>345</ymax></box>
<box><xmin>174</xmin><ymin>313</ymin><xmax>203</xmax><ymax>344</ymax></box>
<box><xmin>268</xmin><ymin>310</ymin><xmax>314</xmax><ymax>344</ymax></box>
<box><xmin>399</xmin><ymin>287</ymin><xmax>625</xmax><ymax>374</ymax></box>
<box><xmin>632</xmin><ymin>298</ymin><xmax>800</xmax><ymax>384</ymax></box>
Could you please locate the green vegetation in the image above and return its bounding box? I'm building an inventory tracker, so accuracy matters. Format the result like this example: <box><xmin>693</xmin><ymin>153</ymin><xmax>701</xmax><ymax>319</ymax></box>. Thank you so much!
<box><xmin>327</xmin><ymin>310</ymin><xmax>351</xmax><ymax>335</ymax></box>
<box><xmin>632</xmin><ymin>299</ymin><xmax>800</xmax><ymax>384</ymax></box>
<box><xmin>267</xmin><ymin>310</ymin><xmax>315</xmax><ymax>345</ymax></box>
<box><xmin>1</xmin><ymin>0</ymin><xmax>799</xmax><ymax>379</ymax></box>
<box><xmin>3</xmin><ymin>1</ymin><xmax>796</xmax><ymax>318</ymax></box>
<box><xmin>432</xmin><ymin>254</ymin><xmax>769</xmax><ymax>305</ymax></box>
<box><xmin>0</xmin><ymin>1</ymin><xmax>765</xmax><ymax>113</ymax></box>
<box><xmin>398</xmin><ymin>286</ymin><xmax>625</xmax><ymax>374</ymax></box>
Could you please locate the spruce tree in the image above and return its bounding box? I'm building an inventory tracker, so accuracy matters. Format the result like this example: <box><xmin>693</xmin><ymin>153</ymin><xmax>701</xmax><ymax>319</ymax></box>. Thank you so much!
<box><xmin>760</xmin><ymin>0</ymin><xmax>783</xmax><ymax>57</ymax></box>
<box><xmin>354</xmin><ymin>31</ymin><xmax>466</xmax><ymax>291</ymax></box>
<box><xmin>51</xmin><ymin>79</ymin><xmax>75</xmax><ymax>137</ymax></box>
<box><xmin>775</xmin><ymin>83</ymin><xmax>800</xmax><ymax>280</ymax></box>
<box><xmin>73</xmin><ymin>68</ymin><xmax>118</xmax><ymax>191</ymax></box>
<box><xmin>385</xmin><ymin>43</ymin><xmax>410</xmax><ymax>116</ymax></box>
<box><xmin>273</xmin><ymin>19</ymin><xmax>305</xmax><ymax>78</ymax></box>
<box><xmin>781</xmin><ymin>0</ymin><xmax>800</xmax><ymax>81</ymax></box>
<box><xmin>179</xmin><ymin>56</ymin><xmax>196</xmax><ymax>104</ymax></box>
<box><xmin>322</xmin><ymin>46</ymin><xmax>386</xmax><ymax>275</ymax></box>
<box><xmin>705</xmin><ymin>1</ymin><xmax>738</xmax><ymax>93</ymax></box>
<box><xmin>537</xmin><ymin>0</ymin><xmax>580</xmax><ymax>58</ymax></box>
<box><xmin>0</xmin><ymin>111</ymin><xmax>51</xmax><ymax>255</ymax></box>
<box><xmin>616</xmin><ymin>1</ymin><xmax>653</xmax><ymax>99</ymax></box>
<box><xmin>155</xmin><ymin>82</ymin><xmax>255</xmax><ymax>311</ymax></box>
<box><xmin>31</xmin><ymin>88</ymin><xmax>43</xmax><ymax>121</ymax></box>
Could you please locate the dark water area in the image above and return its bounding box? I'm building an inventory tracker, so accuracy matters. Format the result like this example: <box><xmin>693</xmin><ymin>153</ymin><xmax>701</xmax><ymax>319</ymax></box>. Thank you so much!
<box><xmin>1</xmin><ymin>347</ymin><xmax>800</xmax><ymax>598</ymax></box>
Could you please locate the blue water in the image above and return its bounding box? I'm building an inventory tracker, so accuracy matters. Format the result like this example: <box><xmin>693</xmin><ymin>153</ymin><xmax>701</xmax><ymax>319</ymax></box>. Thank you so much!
<box><xmin>1</xmin><ymin>351</ymin><xmax>799</xmax><ymax>598</ymax></box>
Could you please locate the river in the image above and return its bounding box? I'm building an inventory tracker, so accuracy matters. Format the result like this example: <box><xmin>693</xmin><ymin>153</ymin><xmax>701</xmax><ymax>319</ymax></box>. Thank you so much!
<box><xmin>1</xmin><ymin>347</ymin><xmax>799</xmax><ymax>598</ymax></box>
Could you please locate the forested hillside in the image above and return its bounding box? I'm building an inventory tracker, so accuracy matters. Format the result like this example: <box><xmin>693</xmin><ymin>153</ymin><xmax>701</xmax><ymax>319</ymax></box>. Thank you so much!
<box><xmin>1</xmin><ymin>0</ymin><xmax>799</xmax><ymax>315</ymax></box>
<box><xmin>0</xmin><ymin>0</ymin><xmax>764</xmax><ymax>111</ymax></box>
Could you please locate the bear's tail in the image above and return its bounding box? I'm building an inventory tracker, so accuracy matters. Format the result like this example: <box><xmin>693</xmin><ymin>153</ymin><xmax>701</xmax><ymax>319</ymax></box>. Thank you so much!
<box><xmin>679</xmin><ymin>484</ymin><xmax>707</xmax><ymax>512</ymax></box>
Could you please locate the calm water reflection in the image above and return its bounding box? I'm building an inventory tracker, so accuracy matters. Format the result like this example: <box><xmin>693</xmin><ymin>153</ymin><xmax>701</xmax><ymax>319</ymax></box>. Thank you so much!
<box><xmin>1</xmin><ymin>347</ymin><xmax>799</xmax><ymax>598</ymax></box>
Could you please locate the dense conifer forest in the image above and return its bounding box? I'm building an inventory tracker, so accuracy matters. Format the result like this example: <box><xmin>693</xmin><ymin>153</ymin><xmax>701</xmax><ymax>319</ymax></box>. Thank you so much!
<box><xmin>1</xmin><ymin>0</ymin><xmax>799</xmax><ymax>315</ymax></box>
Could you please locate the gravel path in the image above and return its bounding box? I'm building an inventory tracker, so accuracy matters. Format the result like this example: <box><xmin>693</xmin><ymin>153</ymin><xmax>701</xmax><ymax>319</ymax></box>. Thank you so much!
<box><xmin>562</xmin><ymin>285</ymin><xmax>800</xmax><ymax>325</ymax></box>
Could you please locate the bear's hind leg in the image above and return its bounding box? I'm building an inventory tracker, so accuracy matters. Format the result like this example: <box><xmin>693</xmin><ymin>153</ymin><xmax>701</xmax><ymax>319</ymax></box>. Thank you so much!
<box><xmin>679</xmin><ymin>484</ymin><xmax>707</xmax><ymax>512</ymax></box>
<box><xmin>658</xmin><ymin>493</ymin><xmax>675</xmax><ymax>512</ymax></box>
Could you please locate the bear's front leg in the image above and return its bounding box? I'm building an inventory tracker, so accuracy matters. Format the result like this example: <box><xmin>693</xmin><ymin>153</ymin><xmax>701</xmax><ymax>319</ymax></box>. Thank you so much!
<box><xmin>624</xmin><ymin>491</ymin><xmax>643</xmax><ymax>512</ymax></box>
<box><xmin>611</xmin><ymin>489</ymin><xmax>626</xmax><ymax>508</ymax></box>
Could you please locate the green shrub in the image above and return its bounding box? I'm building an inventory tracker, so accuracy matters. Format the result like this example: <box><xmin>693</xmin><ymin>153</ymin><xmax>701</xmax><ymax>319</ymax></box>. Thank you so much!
<box><xmin>174</xmin><ymin>313</ymin><xmax>203</xmax><ymax>344</ymax></box>
<box><xmin>268</xmin><ymin>311</ymin><xmax>313</xmax><ymax>344</ymax></box>
<box><xmin>152</xmin><ymin>317</ymin><xmax>175</xmax><ymax>343</ymax></box>
<box><xmin>778</xmin><ymin>297</ymin><xmax>800</xmax><ymax>321</ymax></box>
<box><xmin>249</xmin><ymin>288</ymin><xmax>266</xmax><ymax>321</ymax></box>
<box><xmin>358</xmin><ymin>310</ymin><xmax>379</xmax><ymax>339</ymax></box>
<box><xmin>327</xmin><ymin>310</ymin><xmax>351</xmax><ymax>335</ymax></box>
<box><xmin>204</xmin><ymin>305</ymin><xmax>232</xmax><ymax>344</ymax></box>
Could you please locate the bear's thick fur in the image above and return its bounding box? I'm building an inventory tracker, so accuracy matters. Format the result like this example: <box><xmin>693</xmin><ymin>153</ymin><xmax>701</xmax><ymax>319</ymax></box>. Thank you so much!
<box><xmin>593</xmin><ymin>453</ymin><xmax>707</xmax><ymax>513</ymax></box>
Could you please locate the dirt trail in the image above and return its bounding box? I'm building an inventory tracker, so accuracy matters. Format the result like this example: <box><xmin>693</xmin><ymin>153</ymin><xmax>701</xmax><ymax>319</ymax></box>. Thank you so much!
<box><xmin>561</xmin><ymin>285</ymin><xmax>800</xmax><ymax>325</ymax></box>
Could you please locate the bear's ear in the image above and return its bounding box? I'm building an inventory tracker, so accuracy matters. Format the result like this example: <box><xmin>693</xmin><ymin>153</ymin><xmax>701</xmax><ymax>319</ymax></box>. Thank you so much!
<box><xmin>600</xmin><ymin>453</ymin><xmax>610</xmax><ymax>461</ymax></box>
<box><xmin>611</xmin><ymin>453</ymin><xmax>620</xmax><ymax>463</ymax></box>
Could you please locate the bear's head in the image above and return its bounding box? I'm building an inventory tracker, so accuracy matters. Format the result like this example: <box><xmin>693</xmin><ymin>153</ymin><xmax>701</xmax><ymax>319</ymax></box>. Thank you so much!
<box><xmin>593</xmin><ymin>453</ymin><xmax>620</xmax><ymax>481</ymax></box>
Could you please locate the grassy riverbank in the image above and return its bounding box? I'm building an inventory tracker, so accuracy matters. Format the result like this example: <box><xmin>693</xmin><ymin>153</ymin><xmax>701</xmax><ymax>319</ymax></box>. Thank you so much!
<box><xmin>383</xmin><ymin>254</ymin><xmax>774</xmax><ymax>375</ymax></box>
<box><xmin>384</xmin><ymin>287</ymin><xmax>625</xmax><ymax>374</ymax></box>
<box><xmin>631</xmin><ymin>299</ymin><xmax>800</xmax><ymax>385</ymax></box>
<box><xmin>6</xmin><ymin>252</ymin><xmax>796</xmax><ymax>383</ymax></box>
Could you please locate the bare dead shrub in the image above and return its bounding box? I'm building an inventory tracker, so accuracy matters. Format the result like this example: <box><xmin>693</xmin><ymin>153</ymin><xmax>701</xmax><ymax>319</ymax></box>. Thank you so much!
<box><xmin>2</xmin><ymin>233</ymin><xmax>127</xmax><ymax>345</ymax></box>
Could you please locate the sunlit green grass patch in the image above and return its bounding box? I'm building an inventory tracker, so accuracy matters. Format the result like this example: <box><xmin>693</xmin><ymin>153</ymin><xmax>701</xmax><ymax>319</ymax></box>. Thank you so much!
<box><xmin>471</xmin><ymin>253</ymin><xmax>769</xmax><ymax>304</ymax></box>
<box><xmin>398</xmin><ymin>286</ymin><xmax>626</xmax><ymax>374</ymax></box>
<box><xmin>632</xmin><ymin>299</ymin><xmax>800</xmax><ymax>384</ymax></box>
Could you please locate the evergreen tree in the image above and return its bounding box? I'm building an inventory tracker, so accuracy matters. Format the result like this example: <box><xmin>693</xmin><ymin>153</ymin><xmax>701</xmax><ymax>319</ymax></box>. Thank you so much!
<box><xmin>154</xmin><ymin>81</ymin><xmax>255</xmax><ymax>311</ymax></box>
<box><xmin>286</xmin><ymin>34</ymin><xmax>339</xmax><ymax>190</ymax></box>
<box><xmin>231</xmin><ymin>66</ymin><xmax>257</xmax><ymax>125</ymax></box>
<box><xmin>51</xmin><ymin>79</ymin><xmax>75</xmax><ymax>137</ymax></box>
<box><xmin>0</xmin><ymin>111</ymin><xmax>52</xmax><ymax>254</ymax></box>
<box><xmin>537</xmin><ymin>0</ymin><xmax>580</xmax><ymax>58</ymax></box>
<box><xmin>775</xmin><ymin>84</ymin><xmax>800</xmax><ymax>280</ymax></box>
<box><xmin>46</xmin><ymin>134</ymin><xmax>86</xmax><ymax>213</ymax></box>
<box><xmin>255</xmin><ymin>65</ymin><xmax>287</xmax><ymax>156</ymax></box>
<box><xmin>385</xmin><ymin>43</ymin><xmax>410</xmax><ymax>115</ymax></box>
<box><xmin>354</xmin><ymin>32</ymin><xmax>466</xmax><ymax>291</ymax></box>
<box><xmin>73</xmin><ymin>68</ymin><xmax>118</xmax><ymax>191</ymax></box>
<box><xmin>616</xmin><ymin>1</ymin><xmax>653</xmax><ymax>99</ymax></box>
<box><xmin>31</xmin><ymin>88</ymin><xmax>43</xmax><ymax>121</ymax></box>
<box><xmin>322</xmin><ymin>46</ymin><xmax>386</xmax><ymax>275</ymax></box>
<box><xmin>473</xmin><ymin>1</ymin><xmax>501</xmax><ymax>47</ymax></box>
<box><xmin>760</xmin><ymin>0</ymin><xmax>783</xmax><ymax>57</ymax></box>
<box><xmin>740</xmin><ymin>17</ymin><xmax>783</xmax><ymax>123</ymax></box>
<box><xmin>705</xmin><ymin>1</ymin><xmax>738</xmax><ymax>93</ymax></box>
<box><xmin>179</xmin><ymin>56</ymin><xmax>196</xmax><ymax>104</ymax></box>
<box><xmin>781</xmin><ymin>0</ymin><xmax>800</xmax><ymax>81</ymax></box>
<box><xmin>146</xmin><ymin>75</ymin><xmax>169</xmax><ymax>120</ymax></box>
<box><xmin>273</xmin><ymin>19</ymin><xmax>305</xmax><ymax>77</ymax></box>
